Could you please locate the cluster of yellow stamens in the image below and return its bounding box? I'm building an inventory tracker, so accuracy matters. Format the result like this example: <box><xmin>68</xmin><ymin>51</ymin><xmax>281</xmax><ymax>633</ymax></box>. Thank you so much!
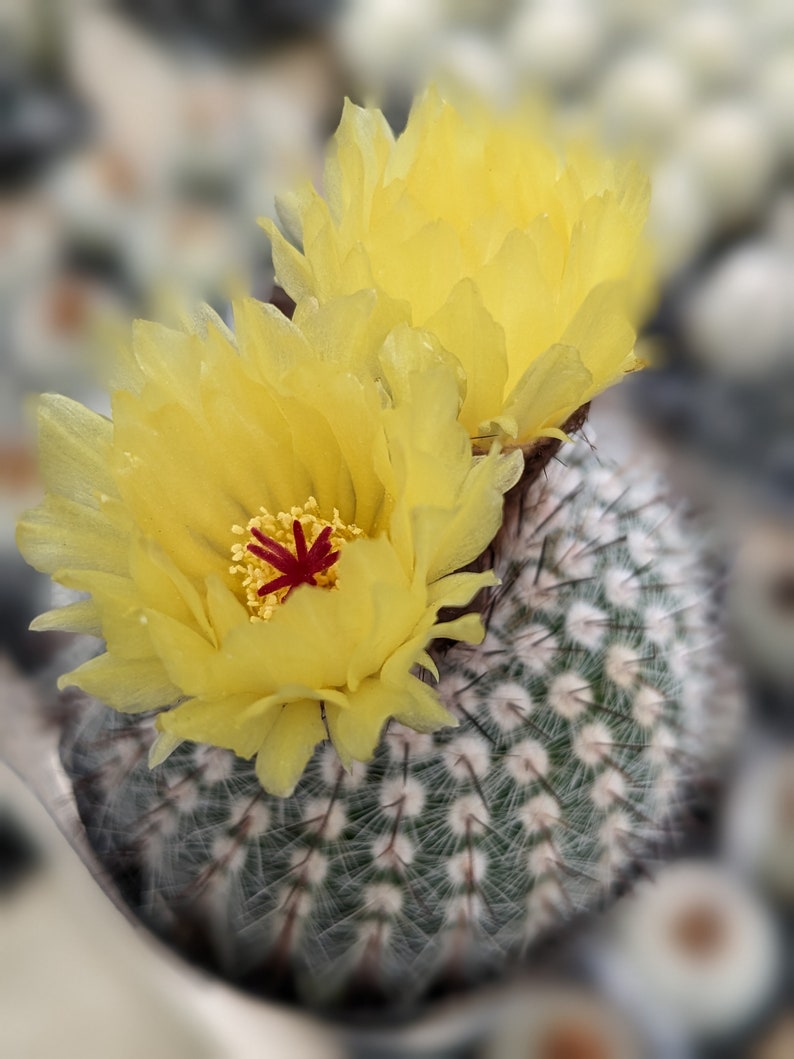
<box><xmin>230</xmin><ymin>496</ymin><xmax>364</xmax><ymax>622</ymax></box>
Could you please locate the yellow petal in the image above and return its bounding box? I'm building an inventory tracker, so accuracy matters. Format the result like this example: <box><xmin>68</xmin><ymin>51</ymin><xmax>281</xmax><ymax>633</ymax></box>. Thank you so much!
<box><xmin>425</xmin><ymin>279</ymin><xmax>508</xmax><ymax>438</ymax></box>
<box><xmin>325</xmin><ymin>98</ymin><xmax>394</xmax><ymax>235</ymax></box>
<box><xmin>475</xmin><ymin>228</ymin><xmax>557</xmax><ymax>393</ymax></box>
<box><xmin>426</xmin><ymin>447</ymin><xmax>523</xmax><ymax>579</ymax></box>
<box><xmin>159</xmin><ymin>692</ymin><xmax>281</xmax><ymax>759</ymax></box>
<box><xmin>501</xmin><ymin>343</ymin><xmax>594</xmax><ymax>443</ymax></box>
<box><xmin>30</xmin><ymin>598</ymin><xmax>100</xmax><ymax>636</ymax></box>
<box><xmin>375</xmin><ymin>218</ymin><xmax>463</xmax><ymax>323</ymax></box>
<box><xmin>560</xmin><ymin>281</ymin><xmax>638</xmax><ymax>393</ymax></box>
<box><xmin>258</xmin><ymin>215</ymin><xmax>315</xmax><ymax>302</ymax></box>
<box><xmin>59</xmin><ymin>651</ymin><xmax>180</xmax><ymax>713</ymax></box>
<box><xmin>34</xmin><ymin>394</ymin><xmax>115</xmax><ymax>504</ymax></box>
<box><xmin>254</xmin><ymin>700</ymin><xmax>329</xmax><ymax>797</ymax></box>
<box><xmin>429</xmin><ymin>611</ymin><xmax>486</xmax><ymax>645</ymax></box>
<box><xmin>392</xmin><ymin>675</ymin><xmax>458</xmax><ymax>734</ymax></box>
<box><xmin>148</xmin><ymin>730</ymin><xmax>183</xmax><ymax>768</ymax></box>
<box><xmin>204</xmin><ymin>574</ymin><xmax>248</xmax><ymax>643</ymax></box>
<box><xmin>234</xmin><ymin>296</ymin><xmax>314</xmax><ymax>378</ymax></box>
<box><xmin>425</xmin><ymin>568</ymin><xmax>498</xmax><ymax>609</ymax></box>
<box><xmin>326</xmin><ymin>679</ymin><xmax>402</xmax><ymax>767</ymax></box>
<box><xmin>378</xmin><ymin>322</ymin><xmax>467</xmax><ymax>409</ymax></box>
<box><xmin>143</xmin><ymin>609</ymin><xmax>217</xmax><ymax>696</ymax></box>
<box><xmin>17</xmin><ymin>493</ymin><xmax>129</xmax><ymax>577</ymax></box>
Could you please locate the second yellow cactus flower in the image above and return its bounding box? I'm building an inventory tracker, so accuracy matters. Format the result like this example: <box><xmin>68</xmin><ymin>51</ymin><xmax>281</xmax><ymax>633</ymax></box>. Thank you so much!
<box><xmin>263</xmin><ymin>86</ymin><xmax>655</xmax><ymax>449</ymax></box>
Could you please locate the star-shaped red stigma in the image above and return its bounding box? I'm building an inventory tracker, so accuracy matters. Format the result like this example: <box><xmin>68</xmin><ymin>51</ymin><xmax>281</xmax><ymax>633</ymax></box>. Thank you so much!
<box><xmin>247</xmin><ymin>520</ymin><xmax>340</xmax><ymax>599</ymax></box>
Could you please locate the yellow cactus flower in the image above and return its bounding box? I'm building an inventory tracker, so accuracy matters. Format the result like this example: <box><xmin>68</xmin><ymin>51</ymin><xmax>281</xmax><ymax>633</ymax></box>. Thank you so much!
<box><xmin>17</xmin><ymin>302</ymin><xmax>522</xmax><ymax>796</ymax></box>
<box><xmin>262</xmin><ymin>86</ymin><xmax>656</xmax><ymax>449</ymax></box>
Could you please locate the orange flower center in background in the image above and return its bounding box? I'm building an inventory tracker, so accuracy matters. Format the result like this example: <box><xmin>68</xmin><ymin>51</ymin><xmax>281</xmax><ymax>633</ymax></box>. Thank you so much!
<box><xmin>231</xmin><ymin>497</ymin><xmax>364</xmax><ymax>622</ymax></box>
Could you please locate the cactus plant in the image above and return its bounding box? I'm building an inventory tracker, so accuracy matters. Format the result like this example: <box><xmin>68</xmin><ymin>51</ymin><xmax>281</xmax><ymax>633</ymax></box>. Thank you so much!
<box><xmin>17</xmin><ymin>85</ymin><xmax>733</xmax><ymax>1037</ymax></box>
<box><xmin>60</xmin><ymin>437</ymin><xmax>717</xmax><ymax>1013</ymax></box>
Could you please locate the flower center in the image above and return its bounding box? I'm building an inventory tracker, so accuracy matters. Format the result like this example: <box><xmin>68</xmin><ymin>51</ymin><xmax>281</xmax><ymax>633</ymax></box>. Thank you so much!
<box><xmin>231</xmin><ymin>496</ymin><xmax>363</xmax><ymax>622</ymax></box>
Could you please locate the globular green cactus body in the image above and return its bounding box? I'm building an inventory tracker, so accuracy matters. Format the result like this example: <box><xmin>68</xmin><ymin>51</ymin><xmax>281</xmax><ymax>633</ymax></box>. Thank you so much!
<box><xmin>63</xmin><ymin>442</ymin><xmax>714</xmax><ymax>1010</ymax></box>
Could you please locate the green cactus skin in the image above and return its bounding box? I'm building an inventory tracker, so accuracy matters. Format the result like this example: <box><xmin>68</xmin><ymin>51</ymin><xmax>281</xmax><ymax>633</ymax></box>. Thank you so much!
<box><xmin>60</xmin><ymin>440</ymin><xmax>718</xmax><ymax>1012</ymax></box>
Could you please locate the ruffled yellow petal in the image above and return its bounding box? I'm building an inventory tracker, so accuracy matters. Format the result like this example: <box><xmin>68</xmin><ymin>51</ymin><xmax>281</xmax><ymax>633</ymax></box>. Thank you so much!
<box><xmin>391</xmin><ymin>675</ymin><xmax>458</xmax><ymax>734</ymax></box>
<box><xmin>17</xmin><ymin>493</ymin><xmax>129</xmax><ymax>576</ymax></box>
<box><xmin>55</xmin><ymin>568</ymin><xmax>152</xmax><ymax>657</ymax></box>
<box><xmin>34</xmin><ymin>395</ymin><xmax>115</xmax><ymax>504</ymax></box>
<box><xmin>30</xmin><ymin>598</ymin><xmax>101</xmax><ymax>636</ymax></box>
<box><xmin>59</xmin><ymin>651</ymin><xmax>180</xmax><ymax>713</ymax></box>
<box><xmin>427</xmin><ymin>447</ymin><xmax>523</xmax><ymax>580</ymax></box>
<box><xmin>159</xmin><ymin>692</ymin><xmax>281</xmax><ymax>759</ymax></box>
<box><xmin>377</xmin><ymin>359</ymin><xmax>523</xmax><ymax>580</ymax></box>
<box><xmin>260</xmin><ymin>215</ymin><xmax>315</xmax><ymax>302</ymax></box>
<box><xmin>204</xmin><ymin>574</ymin><xmax>249</xmax><ymax>643</ymax></box>
<box><xmin>148</xmin><ymin>731</ymin><xmax>183</xmax><ymax>768</ymax></box>
<box><xmin>326</xmin><ymin>98</ymin><xmax>395</xmax><ymax>234</ymax></box>
<box><xmin>325</xmin><ymin>677</ymin><xmax>450</xmax><ymax>771</ymax></box>
<box><xmin>499</xmin><ymin>344</ymin><xmax>593</xmax><ymax>443</ymax></box>
<box><xmin>254</xmin><ymin>700</ymin><xmax>330</xmax><ymax>797</ymax></box>
<box><xmin>425</xmin><ymin>568</ymin><xmax>498</xmax><ymax>609</ymax></box>
<box><xmin>233</xmin><ymin>296</ymin><xmax>315</xmax><ymax>378</ymax></box>
<box><xmin>425</xmin><ymin>279</ymin><xmax>508</xmax><ymax>440</ymax></box>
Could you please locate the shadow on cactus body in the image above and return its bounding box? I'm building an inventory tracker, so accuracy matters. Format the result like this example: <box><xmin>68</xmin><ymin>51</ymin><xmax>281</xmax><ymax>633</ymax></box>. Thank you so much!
<box><xmin>61</xmin><ymin>439</ymin><xmax>722</xmax><ymax>1016</ymax></box>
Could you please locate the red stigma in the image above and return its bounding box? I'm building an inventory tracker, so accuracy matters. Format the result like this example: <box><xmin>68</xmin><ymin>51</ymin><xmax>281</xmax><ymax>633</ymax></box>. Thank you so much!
<box><xmin>248</xmin><ymin>520</ymin><xmax>340</xmax><ymax>598</ymax></box>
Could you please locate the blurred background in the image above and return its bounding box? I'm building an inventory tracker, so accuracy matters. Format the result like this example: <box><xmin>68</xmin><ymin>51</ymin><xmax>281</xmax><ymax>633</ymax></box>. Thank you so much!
<box><xmin>0</xmin><ymin>1</ymin><xmax>792</xmax><ymax>1056</ymax></box>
